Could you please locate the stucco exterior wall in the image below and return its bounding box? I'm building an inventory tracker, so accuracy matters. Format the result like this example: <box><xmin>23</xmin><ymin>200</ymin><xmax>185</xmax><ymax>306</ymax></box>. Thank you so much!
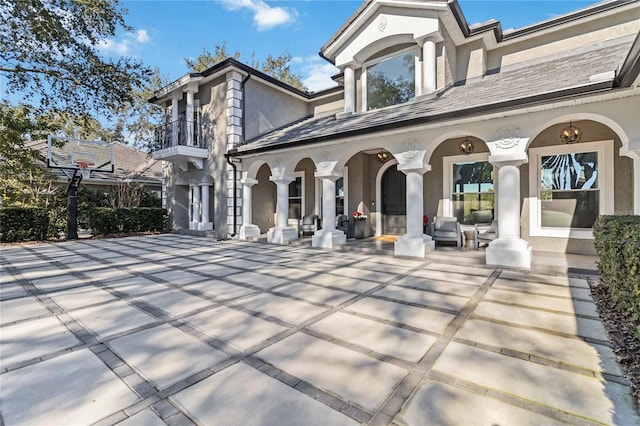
<box><xmin>455</xmin><ymin>39</ymin><xmax>486</xmax><ymax>82</ymax></box>
<box><xmin>295</xmin><ymin>158</ymin><xmax>317</xmax><ymax>218</ymax></box>
<box><xmin>244</xmin><ymin>80</ymin><xmax>309</xmax><ymax>140</ymax></box>
<box><xmin>522</xmin><ymin>120</ymin><xmax>634</xmax><ymax>255</ymax></box>
<box><xmin>310</xmin><ymin>93</ymin><xmax>344</xmax><ymax>117</ymax></box>
<box><xmin>487</xmin><ymin>18</ymin><xmax>639</xmax><ymax>70</ymax></box>
<box><xmin>437</xmin><ymin>25</ymin><xmax>456</xmax><ymax>89</ymax></box>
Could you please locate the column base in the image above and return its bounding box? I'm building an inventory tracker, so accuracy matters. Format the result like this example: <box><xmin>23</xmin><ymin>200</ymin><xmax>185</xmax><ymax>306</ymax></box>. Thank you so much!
<box><xmin>486</xmin><ymin>238</ymin><xmax>532</xmax><ymax>269</ymax></box>
<box><xmin>239</xmin><ymin>224</ymin><xmax>261</xmax><ymax>240</ymax></box>
<box><xmin>197</xmin><ymin>222</ymin><xmax>213</xmax><ymax>231</ymax></box>
<box><xmin>394</xmin><ymin>234</ymin><xmax>435</xmax><ymax>258</ymax></box>
<box><xmin>312</xmin><ymin>229</ymin><xmax>347</xmax><ymax>249</ymax></box>
<box><xmin>267</xmin><ymin>227</ymin><xmax>298</xmax><ymax>245</ymax></box>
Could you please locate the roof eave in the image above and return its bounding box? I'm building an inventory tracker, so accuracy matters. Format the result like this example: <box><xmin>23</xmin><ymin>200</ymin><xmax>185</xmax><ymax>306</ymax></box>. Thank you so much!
<box><xmin>230</xmin><ymin>80</ymin><xmax>615</xmax><ymax>157</ymax></box>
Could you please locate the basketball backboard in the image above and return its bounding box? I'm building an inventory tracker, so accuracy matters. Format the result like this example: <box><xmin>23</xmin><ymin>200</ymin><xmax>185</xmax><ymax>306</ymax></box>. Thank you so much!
<box><xmin>47</xmin><ymin>136</ymin><xmax>115</xmax><ymax>176</ymax></box>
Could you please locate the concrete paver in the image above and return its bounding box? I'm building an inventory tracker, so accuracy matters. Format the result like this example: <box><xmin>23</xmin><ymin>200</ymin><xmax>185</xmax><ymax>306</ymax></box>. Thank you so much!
<box><xmin>184</xmin><ymin>305</ymin><xmax>287</xmax><ymax>351</ymax></box>
<box><xmin>258</xmin><ymin>332</ymin><xmax>408</xmax><ymax>412</ymax></box>
<box><xmin>398</xmin><ymin>379</ymin><xmax>566</xmax><ymax>426</ymax></box>
<box><xmin>309</xmin><ymin>311</ymin><xmax>436</xmax><ymax>362</ymax></box>
<box><xmin>432</xmin><ymin>342</ymin><xmax>639</xmax><ymax>425</ymax></box>
<box><xmin>109</xmin><ymin>323</ymin><xmax>228</xmax><ymax>389</ymax></box>
<box><xmin>474</xmin><ymin>300</ymin><xmax>608</xmax><ymax>341</ymax></box>
<box><xmin>344</xmin><ymin>297</ymin><xmax>455</xmax><ymax>334</ymax></box>
<box><xmin>1</xmin><ymin>296</ymin><xmax>50</xmax><ymax>324</ymax></box>
<box><xmin>1</xmin><ymin>234</ymin><xmax>637</xmax><ymax>426</ymax></box>
<box><xmin>0</xmin><ymin>349</ymin><xmax>139</xmax><ymax>425</ymax></box>
<box><xmin>70</xmin><ymin>300</ymin><xmax>158</xmax><ymax>339</ymax></box>
<box><xmin>1</xmin><ymin>316</ymin><xmax>80</xmax><ymax>366</ymax></box>
<box><xmin>172</xmin><ymin>363</ymin><xmax>357</xmax><ymax>426</ymax></box>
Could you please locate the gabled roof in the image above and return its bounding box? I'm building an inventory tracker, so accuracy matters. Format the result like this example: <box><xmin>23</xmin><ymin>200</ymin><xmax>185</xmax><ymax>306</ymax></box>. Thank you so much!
<box><xmin>150</xmin><ymin>58</ymin><xmax>342</xmax><ymax>104</ymax></box>
<box><xmin>233</xmin><ymin>35</ymin><xmax>635</xmax><ymax>155</ymax></box>
<box><xmin>320</xmin><ymin>0</ymin><xmax>638</xmax><ymax>63</ymax></box>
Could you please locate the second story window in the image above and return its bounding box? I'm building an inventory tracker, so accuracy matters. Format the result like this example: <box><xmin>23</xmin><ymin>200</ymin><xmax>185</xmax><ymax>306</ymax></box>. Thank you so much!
<box><xmin>365</xmin><ymin>50</ymin><xmax>415</xmax><ymax>111</ymax></box>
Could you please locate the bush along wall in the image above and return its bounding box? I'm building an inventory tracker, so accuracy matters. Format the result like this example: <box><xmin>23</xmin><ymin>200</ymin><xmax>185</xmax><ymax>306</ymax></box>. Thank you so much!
<box><xmin>89</xmin><ymin>207</ymin><xmax>167</xmax><ymax>235</ymax></box>
<box><xmin>593</xmin><ymin>215</ymin><xmax>640</xmax><ymax>322</ymax></box>
<box><xmin>0</xmin><ymin>207</ymin><xmax>50</xmax><ymax>242</ymax></box>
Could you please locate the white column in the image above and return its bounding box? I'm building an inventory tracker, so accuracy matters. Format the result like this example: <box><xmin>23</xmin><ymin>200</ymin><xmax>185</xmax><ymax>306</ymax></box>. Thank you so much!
<box><xmin>422</xmin><ymin>39</ymin><xmax>436</xmax><ymax>94</ymax></box>
<box><xmin>267</xmin><ymin>176</ymin><xmax>298</xmax><ymax>244</ymax></box>
<box><xmin>171</xmin><ymin>94</ymin><xmax>179</xmax><ymax>146</ymax></box>
<box><xmin>394</xmin><ymin>167</ymin><xmax>434</xmax><ymax>257</ymax></box>
<box><xmin>239</xmin><ymin>178</ymin><xmax>260</xmax><ymax>240</ymax></box>
<box><xmin>312</xmin><ymin>174</ymin><xmax>346</xmax><ymax>249</ymax></box>
<box><xmin>185</xmin><ymin>90</ymin><xmax>194</xmax><ymax>146</ymax></box>
<box><xmin>621</xmin><ymin>147</ymin><xmax>640</xmax><ymax>214</ymax></box>
<box><xmin>198</xmin><ymin>184</ymin><xmax>213</xmax><ymax>231</ymax></box>
<box><xmin>343</xmin><ymin>65</ymin><xmax>355</xmax><ymax>114</ymax></box>
<box><xmin>189</xmin><ymin>184</ymin><xmax>200</xmax><ymax>230</ymax></box>
<box><xmin>486</xmin><ymin>154</ymin><xmax>532</xmax><ymax>268</ymax></box>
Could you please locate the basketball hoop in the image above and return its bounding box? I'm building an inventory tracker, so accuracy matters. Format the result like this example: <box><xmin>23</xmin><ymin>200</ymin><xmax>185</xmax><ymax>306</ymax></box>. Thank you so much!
<box><xmin>76</xmin><ymin>161</ymin><xmax>94</xmax><ymax>180</ymax></box>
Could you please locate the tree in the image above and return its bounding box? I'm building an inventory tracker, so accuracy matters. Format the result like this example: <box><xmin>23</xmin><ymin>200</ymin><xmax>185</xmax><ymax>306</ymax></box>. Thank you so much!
<box><xmin>0</xmin><ymin>103</ymin><xmax>55</xmax><ymax>206</ymax></box>
<box><xmin>186</xmin><ymin>43</ymin><xmax>241</xmax><ymax>73</ymax></box>
<box><xmin>186</xmin><ymin>45</ymin><xmax>306</xmax><ymax>91</ymax></box>
<box><xmin>0</xmin><ymin>0</ymin><xmax>150</xmax><ymax>120</ymax></box>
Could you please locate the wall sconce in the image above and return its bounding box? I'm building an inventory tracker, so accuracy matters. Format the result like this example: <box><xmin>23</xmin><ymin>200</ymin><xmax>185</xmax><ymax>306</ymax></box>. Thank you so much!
<box><xmin>560</xmin><ymin>121</ymin><xmax>582</xmax><ymax>144</ymax></box>
<box><xmin>376</xmin><ymin>150</ymin><xmax>389</xmax><ymax>163</ymax></box>
<box><xmin>459</xmin><ymin>137</ymin><xmax>473</xmax><ymax>154</ymax></box>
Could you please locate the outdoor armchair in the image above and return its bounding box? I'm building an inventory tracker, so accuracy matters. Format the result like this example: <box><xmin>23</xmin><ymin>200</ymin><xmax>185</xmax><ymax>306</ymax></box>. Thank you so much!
<box><xmin>430</xmin><ymin>216</ymin><xmax>462</xmax><ymax>247</ymax></box>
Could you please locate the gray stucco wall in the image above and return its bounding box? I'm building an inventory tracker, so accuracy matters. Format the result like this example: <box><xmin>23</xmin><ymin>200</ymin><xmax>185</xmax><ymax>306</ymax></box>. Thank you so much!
<box><xmin>245</xmin><ymin>80</ymin><xmax>309</xmax><ymax>141</ymax></box>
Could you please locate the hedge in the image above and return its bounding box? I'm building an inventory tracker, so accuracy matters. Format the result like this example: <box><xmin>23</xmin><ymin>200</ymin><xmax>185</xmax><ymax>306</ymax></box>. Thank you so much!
<box><xmin>593</xmin><ymin>215</ymin><xmax>640</xmax><ymax>322</ymax></box>
<box><xmin>89</xmin><ymin>207</ymin><xmax>167</xmax><ymax>235</ymax></box>
<box><xmin>0</xmin><ymin>207</ymin><xmax>50</xmax><ymax>242</ymax></box>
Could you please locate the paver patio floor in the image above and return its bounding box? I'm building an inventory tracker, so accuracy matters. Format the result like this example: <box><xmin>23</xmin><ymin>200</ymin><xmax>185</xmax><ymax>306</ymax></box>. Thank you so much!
<box><xmin>1</xmin><ymin>234</ymin><xmax>638</xmax><ymax>425</ymax></box>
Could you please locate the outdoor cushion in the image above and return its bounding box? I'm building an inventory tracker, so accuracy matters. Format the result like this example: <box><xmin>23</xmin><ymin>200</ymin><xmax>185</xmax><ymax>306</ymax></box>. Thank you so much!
<box><xmin>438</xmin><ymin>221</ymin><xmax>458</xmax><ymax>232</ymax></box>
<box><xmin>464</xmin><ymin>209</ymin><xmax>493</xmax><ymax>224</ymax></box>
<box><xmin>434</xmin><ymin>230</ymin><xmax>458</xmax><ymax>239</ymax></box>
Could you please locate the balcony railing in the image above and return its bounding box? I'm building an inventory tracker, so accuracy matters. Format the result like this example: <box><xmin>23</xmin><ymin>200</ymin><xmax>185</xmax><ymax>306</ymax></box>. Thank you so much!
<box><xmin>153</xmin><ymin>119</ymin><xmax>207</xmax><ymax>151</ymax></box>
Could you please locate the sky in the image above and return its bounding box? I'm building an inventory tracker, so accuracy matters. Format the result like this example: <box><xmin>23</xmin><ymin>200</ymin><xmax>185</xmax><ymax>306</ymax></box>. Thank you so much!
<box><xmin>106</xmin><ymin>0</ymin><xmax>598</xmax><ymax>92</ymax></box>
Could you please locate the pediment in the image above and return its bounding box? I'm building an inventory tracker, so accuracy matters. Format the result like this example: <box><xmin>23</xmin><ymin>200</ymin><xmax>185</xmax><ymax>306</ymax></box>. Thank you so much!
<box><xmin>326</xmin><ymin>1</ymin><xmax>447</xmax><ymax>67</ymax></box>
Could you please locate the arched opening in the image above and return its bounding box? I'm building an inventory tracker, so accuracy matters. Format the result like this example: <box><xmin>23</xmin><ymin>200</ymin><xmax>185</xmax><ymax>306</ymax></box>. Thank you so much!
<box><xmin>381</xmin><ymin>164</ymin><xmax>406</xmax><ymax>235</ymax></box>
<box><xmin>252</xmin><ymin>163</ymin><xmax>275</xmax><ymax>233</ymax></box>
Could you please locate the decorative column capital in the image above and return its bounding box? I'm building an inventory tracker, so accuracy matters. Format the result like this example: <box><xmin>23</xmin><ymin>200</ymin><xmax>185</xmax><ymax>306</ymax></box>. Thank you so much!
<box><xmin>269</xmin><ymin>175</ymin><xmax>295</xmax><ymax>185</ymax></box>
<box><xmin>314</xmin><ymin>171</ymin><xmax>342</xmax><ymax>180</ymax></box>
<box><xmin>489</xmin><ymin>152</ymin><xmax>528</xmax><ymax>168</ymax></box>
<box><xmin>241</xmin><ymin>178</ymin><xmax>258</xmax><ymax>187</ymax></box>
<box><xmin>397</xmin><ymin>164</ymin><xmax>431</xmax><ymax>175</ymax></box>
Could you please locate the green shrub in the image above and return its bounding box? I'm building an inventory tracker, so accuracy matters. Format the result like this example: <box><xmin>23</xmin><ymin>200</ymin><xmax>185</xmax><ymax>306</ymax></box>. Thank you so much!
<box><xmin>593</xmin><ymin>215</ymin><xmax>640</xmax><ymax>322</ymax></box>
<box><xmin>89</xmin><ymin>207</ymin><xmax>167</xmax><ymax>235</ymax></box>
<box><xmin>0</xmin><ymin>207</ymin><xmax>49</xmax><ymax>242</ymax></box>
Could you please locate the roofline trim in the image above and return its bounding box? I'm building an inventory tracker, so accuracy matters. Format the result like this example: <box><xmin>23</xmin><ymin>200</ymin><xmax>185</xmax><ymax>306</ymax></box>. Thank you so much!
<box><xmin>229</xmin><ymin>80</ymin><xmax>614</xmax><ymax>157</ymax></box>
<box><xmin>615</xmin><ymin>31</ymin><xmax>640</xmax><ymax>88</ymax></box>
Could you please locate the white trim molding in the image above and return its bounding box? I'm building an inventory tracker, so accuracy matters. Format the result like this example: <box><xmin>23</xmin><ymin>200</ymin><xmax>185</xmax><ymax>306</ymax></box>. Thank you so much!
<box><xmin>528</xmin><ymin>140</ymin><xmax>614</xmax><ymax>239</ymax></box>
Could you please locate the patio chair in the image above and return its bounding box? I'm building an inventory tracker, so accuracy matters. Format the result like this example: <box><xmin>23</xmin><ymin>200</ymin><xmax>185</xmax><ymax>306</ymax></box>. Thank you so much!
<box><xmin>299</xmin><ymin>214</ymin><xmax>319</xmax><ymax>236</ymax></box>
<box><xmin>336</xmin><ymin>214</ymin><xmax>349</xmax><ymax>234</ymax></box>
<box><xmin>475</xmin><ymin>220</ymin><xmax>498</xmax><ymax>248</ymax></box>
<box><xmin>430</xmin><ymin>216</ymin><xmax>462</xmax><ymax>247</ymax></box>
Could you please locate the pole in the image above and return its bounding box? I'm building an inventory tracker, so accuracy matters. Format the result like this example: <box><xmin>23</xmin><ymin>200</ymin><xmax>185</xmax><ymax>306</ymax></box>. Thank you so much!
<box><xmin>66</xmin><ymin>171</ymin><xmax>82</xmax><ymax>240</ymax></box>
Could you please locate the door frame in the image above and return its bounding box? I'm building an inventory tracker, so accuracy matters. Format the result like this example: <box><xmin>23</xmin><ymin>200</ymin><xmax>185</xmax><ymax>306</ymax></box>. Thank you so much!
<box><xmin>375</xmin><ymin>159</ymin><xmax>399</xmax><ymax>236</ymax></box>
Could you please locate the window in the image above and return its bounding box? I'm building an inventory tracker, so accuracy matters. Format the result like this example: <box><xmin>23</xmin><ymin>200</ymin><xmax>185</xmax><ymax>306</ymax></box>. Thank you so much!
<box><xmin>336</xmin><ymin>177</ymin><xmax>344</xmax><ymax>215</ymax></box>
<box><xmin>452</xmin><ymin>161</ymin><xmax>494</xmax><ymax>224</ymax></box>
<box><xmin>540</xmin><ymin>152</ymin><xmax>598</xmax><ymax>228</ymax></box>
<box><xmin>529</xmin><ymin>140</ymin><xmax>613</xmax><ymax>238</ymax></box>
<box><xmin>288</xmin><ymin>176</ymin><xmax>302</xmax><ymax>219</ymax></box>
<box><xmin>365</xmin><ymin>50</ymin><xmax>415</xmax><ymax>111</ymax></box>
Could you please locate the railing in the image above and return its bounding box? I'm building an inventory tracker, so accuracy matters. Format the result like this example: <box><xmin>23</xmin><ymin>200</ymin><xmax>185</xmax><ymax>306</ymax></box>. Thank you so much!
<box><xmin>152</xmin><ymin>119</ymin><xmax>207</xmax><ymax>151</ymax></box>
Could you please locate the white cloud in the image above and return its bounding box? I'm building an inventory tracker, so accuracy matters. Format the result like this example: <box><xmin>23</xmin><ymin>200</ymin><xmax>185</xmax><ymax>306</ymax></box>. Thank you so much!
<box><xmin>98</xmin><ymin>29</ymin><xmax>151</xmax><ymax>56</ymax></box>
<box><xmin>135</xmin><ymin>29</ymin><xmax>150</xmax><ymax>44</ymax></box>
<box><xmin>218</xmin><ymin>0</ymin><xmax>297</xmax><ymax>31</ymax></box>
<box><xmin>293</xmin><ymin>55</ymin><xmax>340</xmax><ymax>92</ymax></box>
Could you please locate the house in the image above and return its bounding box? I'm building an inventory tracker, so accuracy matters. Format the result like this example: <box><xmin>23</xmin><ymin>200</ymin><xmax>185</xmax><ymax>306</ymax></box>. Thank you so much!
<box><xmin>28</xmin><ymin>140</ymin><xmax>163</xmax><ymax>198</ymax></box>
<box><xmin>150</xmin><ymin>0</ymin><xmax>640</xmax><ymax>268</ymax></box>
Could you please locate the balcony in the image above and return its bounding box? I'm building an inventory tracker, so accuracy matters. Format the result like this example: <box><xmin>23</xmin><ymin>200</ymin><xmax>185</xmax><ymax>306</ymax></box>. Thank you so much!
<box><xmin>152</xmin><ymin>119</ymin><xmax>208</xmax><ymax>171</ymax></box>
